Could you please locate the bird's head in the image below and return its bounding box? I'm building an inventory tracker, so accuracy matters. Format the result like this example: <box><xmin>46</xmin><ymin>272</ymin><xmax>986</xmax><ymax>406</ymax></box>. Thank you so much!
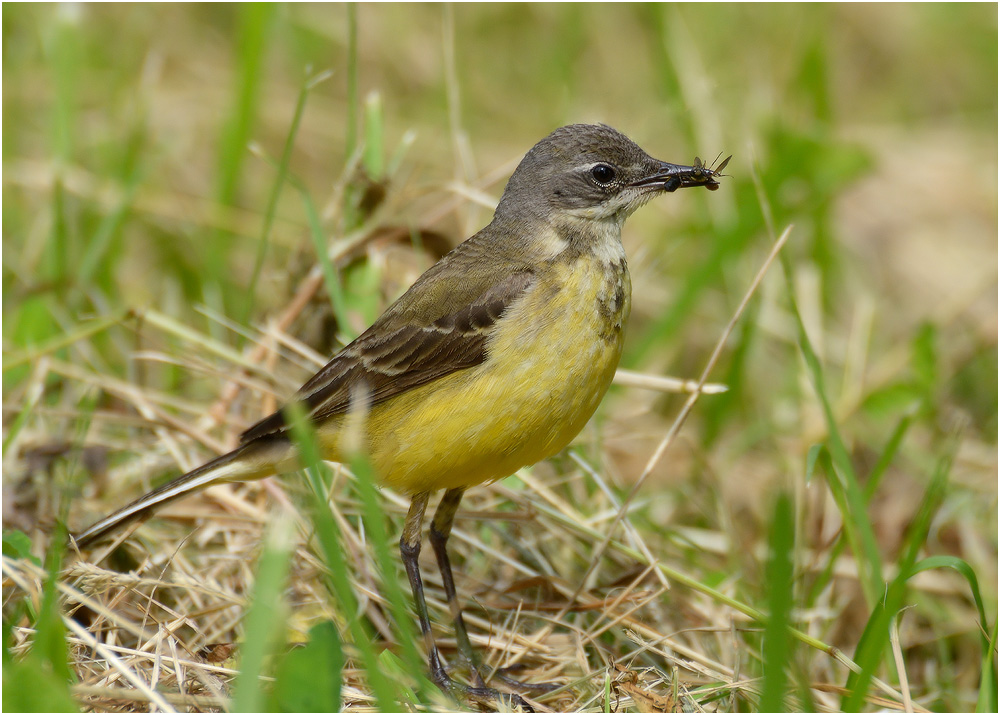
<box><xmin>496</xmin><ymin>123</ymin><xmax>727</xmax><ymax>226</ymax></box>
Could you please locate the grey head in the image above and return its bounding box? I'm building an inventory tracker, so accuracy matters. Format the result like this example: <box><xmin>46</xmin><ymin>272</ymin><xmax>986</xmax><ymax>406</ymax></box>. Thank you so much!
<box><xmin>494</xmin><ymin>124</ymin><xmax>723</xmax><ymax>227</ymax></box>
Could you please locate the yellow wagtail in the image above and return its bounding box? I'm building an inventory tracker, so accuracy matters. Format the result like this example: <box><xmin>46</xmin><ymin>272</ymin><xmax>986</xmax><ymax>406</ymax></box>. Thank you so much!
<box><xmin>75</xmin><ymin>124</ymin><xmax>727</xmax><ymax>706</ymax></box>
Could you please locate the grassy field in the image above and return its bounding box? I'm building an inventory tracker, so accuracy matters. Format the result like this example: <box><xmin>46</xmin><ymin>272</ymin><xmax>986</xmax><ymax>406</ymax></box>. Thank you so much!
<box><xmin>3</xmin><ymin>4</ymin><xmax>997</xmax><ymax>713</ymax></box>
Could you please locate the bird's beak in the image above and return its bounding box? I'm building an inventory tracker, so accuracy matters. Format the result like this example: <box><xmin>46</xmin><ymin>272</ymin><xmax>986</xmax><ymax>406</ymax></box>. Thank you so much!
<box><xmin>631</xmin><ymin>156</ymin><xmax>731</xmax><ymax>193</ymax></box>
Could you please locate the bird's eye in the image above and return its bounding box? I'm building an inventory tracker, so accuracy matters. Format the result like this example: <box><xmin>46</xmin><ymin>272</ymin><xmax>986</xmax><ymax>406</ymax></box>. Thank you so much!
<box><xmin>591</xmin><ymin>163</ymin><xmax>616</xmax><ymax>185</ymax></box>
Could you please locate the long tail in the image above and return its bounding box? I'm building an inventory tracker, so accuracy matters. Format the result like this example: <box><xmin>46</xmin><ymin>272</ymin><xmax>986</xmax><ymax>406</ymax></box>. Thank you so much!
<box><xmin>73</xmin><ymin>436</ymin><xmax>290</xmax><ymax>549</ymax></box>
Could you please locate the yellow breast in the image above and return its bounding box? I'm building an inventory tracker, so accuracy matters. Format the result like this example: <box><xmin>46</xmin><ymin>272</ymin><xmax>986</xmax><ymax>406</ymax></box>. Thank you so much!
<box><xmin>343</xmin><ymin>250</ymin><xmax>631</xmax><ymax>494</ymax></box>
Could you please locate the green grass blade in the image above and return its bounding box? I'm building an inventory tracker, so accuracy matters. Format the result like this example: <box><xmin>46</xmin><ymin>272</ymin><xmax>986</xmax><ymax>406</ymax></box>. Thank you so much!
<box><xmin>215</xmin><ymin>2</ymin><xmax>275</xmax><ymax>203</ymax></box>
<box><xmin>4</xmin><ymin>525</ymin><xmax>79</xmax><ymax>712</ymax></box>
<box><xmin>295</xmin><ymin>184</ymin><xmax>355</xmax><ymax>341</ymax></box>
<box><xmin>345</xmin><ymin>4</ymin><xmax>358</xmax><ymax>160</ymax></box>
<box><xmin>76</xmin><ymin>169</ymin><xmax>143</xmax><ymax>291</ymax></box>
<box><xmin>3</xmin><ymin>640</ymin><xmax>79</xmax><ymax>712</ymax></box>
<box><xmin>269</xmin><ymin>621</ymin><xmax>344</xmax><ymax>712</ymax></box>
<box><xmin>3</xmin><ymin>311</ymin><xmax>130</xmax><ymax>373</ymax></box>
<box><xmin>1</xmin><ymin>364</ymin><xmax>46</xmax><ymax>459</ymax></box>
<box><xmin>283</xmin><ymin>403</ymin><xmax>402</xmax><ymax>711</ymax></box>
<box><xmin>804</xmin><ymin>411</ymin><xmax>916</xmax><ymax>609</ymax></box>
<box><xmin>843</xmin><ymin>446</ymin><xmax>952</xmax><ymax>711</ymax></box>
<box><xmin>907</xmin><ymin>555</ymin><xmax>997</xmax><ymax>713</ymax></box>
<box><xmin>43</xmin><ymin>10</ymin><xmax>78</xmax><ymax>294</ymax></box>
<box><xmin>814</xmin><ymin>446</ymin><xmax>876</xmax><ymax>602</ymax></box>
<box><xmin>244</xmin><ymin>67</ymin><xmax>312</xmax><ymax>323</ymax></box>
<box><xmin>907</xmin><ymin>556</ymin><xmax>990</xmax><ymax>649</ymax></box>
<box><xmin>208</xmin><ymin>2</ymin><xmax>277</xmax><ymax>313</ymax></box>
<box><xmin>232</xmin><ymin>515</ymin><xmax>295</xmax><ymax>713</ymax></box>
<box><xmin>977</xmin><ymin>619</ymin><xmax>998</xmax><ymax>713</ymax></box>
<box><xmin>32</xmin><ymin>525</ymin><xmax>72</xmax><ymax>684</ymax></box>
<box><xmin>350</xmin><ymin>450</ymin><xmax>428</xmax><ymax>695</ymax></box>
<box><xmin>863</xmin><ymin>412</ymin><xmax>915</xmax><ymax>500</ymax></box>
<box><xmin>781</xmin><ymin>253</ymin><xmax>883</xmax><ymax>606</ymax></box>
<box><xmin>760</xmin><ymin>492</ymin><xmax>795</xmax><ymax>712</ymax></box>
<box><xmin>363</xmin><ymin>92</ymin><xmax>384</xmax><ymax>179</ymax></box>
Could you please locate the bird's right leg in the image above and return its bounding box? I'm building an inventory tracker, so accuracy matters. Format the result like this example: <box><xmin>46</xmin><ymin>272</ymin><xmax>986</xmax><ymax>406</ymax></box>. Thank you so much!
<box><xmin>400</xmin><ymin>492</ymin><xmax>534</xmax><ymax>711</ymax></box>
<box><xmin>429</xmin><ymin>488</ymin><xmax>558</xmax><ymax>696</ymax></box>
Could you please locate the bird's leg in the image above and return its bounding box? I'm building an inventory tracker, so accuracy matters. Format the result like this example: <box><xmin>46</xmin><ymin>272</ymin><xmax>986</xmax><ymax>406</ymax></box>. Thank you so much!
<box><xmin>428</xmin><ymin>488</ymin><xmax>483</xmax><ymax>683</ymax></box>
<box><xmin>400</xmin><ymin>492</ymin><xmax>449</xmax><ymax>682</ymax></box>
<box><xmin>429</xmin><ymin>488</ymin><xmax>558</xmax><ymax>696</ymax></box>
<box><xmin>401</xmin><ymin>492</ymin><xmax>535</xmax><ymax>711</ymax></box>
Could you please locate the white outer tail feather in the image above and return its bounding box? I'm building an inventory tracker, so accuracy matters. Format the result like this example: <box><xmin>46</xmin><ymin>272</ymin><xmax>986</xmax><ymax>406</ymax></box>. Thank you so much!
<box><xmin>73</xmin><ymin>439</ymin><xmax>286</xmax><ymax>548</ymax></box>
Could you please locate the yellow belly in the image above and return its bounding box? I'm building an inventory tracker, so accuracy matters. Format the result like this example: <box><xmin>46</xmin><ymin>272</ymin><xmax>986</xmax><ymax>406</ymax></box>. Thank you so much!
<box><xmin>319</xmin><ymin>254</ymin><xmax>630</xmax><ymax>494</ymax></box>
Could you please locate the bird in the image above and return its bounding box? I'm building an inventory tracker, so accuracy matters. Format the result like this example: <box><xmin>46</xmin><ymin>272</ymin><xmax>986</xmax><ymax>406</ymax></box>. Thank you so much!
<box><xmin>74</xmin><ymin>123</ymin><xmax>726</xmax><ymax>708</ymax></box>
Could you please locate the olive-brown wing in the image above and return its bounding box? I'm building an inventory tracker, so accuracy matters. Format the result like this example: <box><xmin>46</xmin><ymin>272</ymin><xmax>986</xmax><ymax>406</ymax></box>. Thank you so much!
<box><xmin>239</xmin><ymin>263</ymin><xmax>535</xmax><ymax>443</ymax></box>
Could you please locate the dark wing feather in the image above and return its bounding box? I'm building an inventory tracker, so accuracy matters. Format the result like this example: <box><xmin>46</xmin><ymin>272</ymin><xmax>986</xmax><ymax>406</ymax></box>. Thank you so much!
<box><xmin>239</xmin><ymin>253</ymin><xmax>535</xmax><ymax>444</ymax></box>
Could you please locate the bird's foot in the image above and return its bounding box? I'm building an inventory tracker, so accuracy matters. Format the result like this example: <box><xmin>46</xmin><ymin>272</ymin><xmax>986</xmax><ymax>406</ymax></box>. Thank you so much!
<box><xmin>483</xmin><ymin>663</ymin><xmax>561</xmax><ymax>695</ymax></box>
<box><xmin>430</xmin><ymin>653</ymin><xmax>537</xmax><ymax>712</ymax></box>
<box><xmin>433</xmin><ymin>669</ymin><xmax>536</xmax><ymax>712</ymax></box>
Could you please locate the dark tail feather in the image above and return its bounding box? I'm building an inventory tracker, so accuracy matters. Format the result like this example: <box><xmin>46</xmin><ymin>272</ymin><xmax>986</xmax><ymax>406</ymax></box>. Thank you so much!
<box><xmin>73</xmin><ymin>437</ymin><xmax>288</xmax><ymax>549</ymax></box>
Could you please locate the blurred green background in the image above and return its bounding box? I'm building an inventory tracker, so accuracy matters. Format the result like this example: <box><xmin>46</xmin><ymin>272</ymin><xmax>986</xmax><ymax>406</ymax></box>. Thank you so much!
<box><xmin>2</xmin><ymin>3</ymin><xmax>997</xmax><ymax>712</ymax></box>
<box><xmin>4</xmin><ymin>4</ymin><xmax>996</xmax><ymax>377</ymax></box>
